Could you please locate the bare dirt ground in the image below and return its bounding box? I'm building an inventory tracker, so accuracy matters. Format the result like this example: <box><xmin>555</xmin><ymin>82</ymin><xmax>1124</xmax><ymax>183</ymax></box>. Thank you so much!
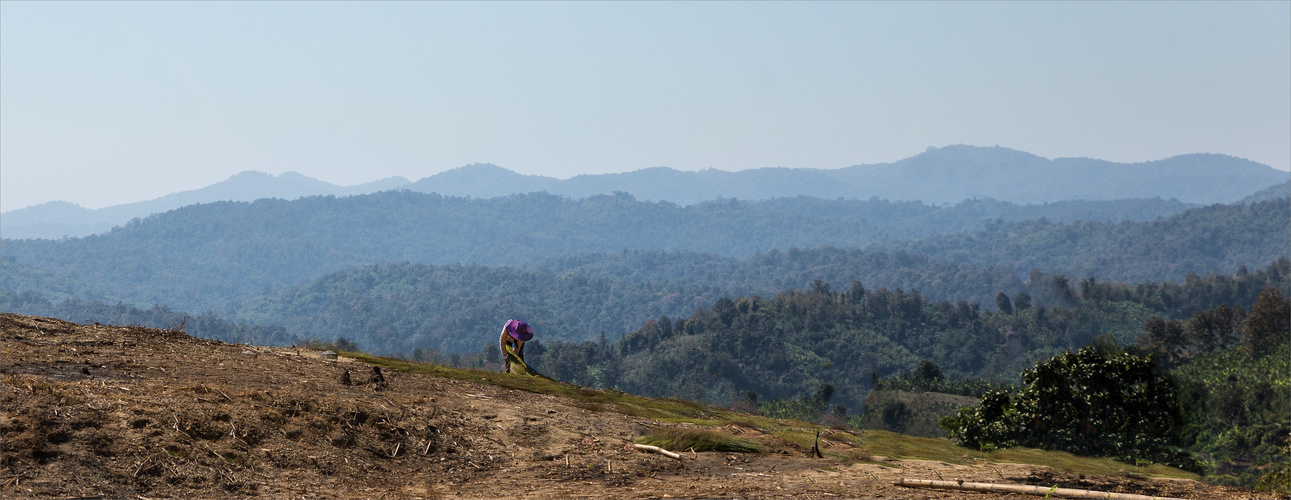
<box><xmin>1</xmin><ymin>313</ymin><xmax>1279</xmax><ymax>499</ymax></box>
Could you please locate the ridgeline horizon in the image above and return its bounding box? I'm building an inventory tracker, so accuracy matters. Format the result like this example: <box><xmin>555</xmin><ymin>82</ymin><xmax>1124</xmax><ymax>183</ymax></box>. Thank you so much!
<box><xmin>4</xmin><ymin>144</ymin><xmax>1286</xmax><ymax>240</ymax></box>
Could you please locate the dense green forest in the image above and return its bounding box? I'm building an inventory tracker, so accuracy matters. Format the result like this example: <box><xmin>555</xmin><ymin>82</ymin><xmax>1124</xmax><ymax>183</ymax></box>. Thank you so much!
<box><xmin>1173</xmin><ymin>340</ymin><xmax>1289</xmax><ymax>488</ymax></box>
<box><xmin>4</xmin><ymin>191</ymin><xmax>1273</xmax><ymax>316</ymax></box>
<box><xmin>520</xmin><ymin>259</ymin><xmax>1290</xmax><ymax>421</ymax></box>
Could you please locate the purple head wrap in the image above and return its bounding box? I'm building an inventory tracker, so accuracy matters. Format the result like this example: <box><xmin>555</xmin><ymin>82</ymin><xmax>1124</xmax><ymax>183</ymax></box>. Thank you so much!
<box><xmin>505</xmin><ymin>319</ymin><xmax>534</xmax><ymax>341</ymax></box>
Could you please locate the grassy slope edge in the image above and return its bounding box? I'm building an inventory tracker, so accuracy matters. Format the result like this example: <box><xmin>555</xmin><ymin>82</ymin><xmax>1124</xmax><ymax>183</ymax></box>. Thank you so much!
<box><xmin>341</xmin><ymin>350</ymin><xmax>1201</xmax><ymax>481</ymax></box>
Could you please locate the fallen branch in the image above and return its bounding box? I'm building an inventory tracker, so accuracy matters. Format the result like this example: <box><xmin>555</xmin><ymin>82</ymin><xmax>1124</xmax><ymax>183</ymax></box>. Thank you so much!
<box><xmin>893</xmin><ymin>478</ymin><xmax>1187</xmax><ymax>500</ymax></box>
<box><xmin>632</xmin><ymin>444</ymin><xmax>683</xmax><ymax>460</ymax></box>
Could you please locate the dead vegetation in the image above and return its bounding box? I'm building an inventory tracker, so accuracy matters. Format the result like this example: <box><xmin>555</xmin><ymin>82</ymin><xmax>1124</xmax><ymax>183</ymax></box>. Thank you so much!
<box><xmin>1</xmin><ymin>313</ymin><xmax>1279</xmax><ymax>499</ymax></box>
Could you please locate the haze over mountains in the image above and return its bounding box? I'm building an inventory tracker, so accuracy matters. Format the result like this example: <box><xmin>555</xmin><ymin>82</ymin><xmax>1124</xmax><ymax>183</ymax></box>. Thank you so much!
<box><xmin>3</xmin><ymin>193</ymin><xmax>1286</xmax><ymax>345</ymax></box>
<box><xmin>3</xmin><ymin>145</ymin><xmax>1285</xmax><ymax>240</ymax></box>
<box><xmin>3</xmin><ymin>143</ymin><xmax>1287</xmax><ymax>355</ymax></box>
<box><xmin>1</xmin><ymin>172</ymin><xmax>412</xmax><ymax>240</ymax></box>
<box><xmin>420</xmin><ymin>146</ymin><xmax>1285</xmax><ymax>206</ymax></box>
<box><xmin>2</xmin><ymin>138</ymin><xmax>1289</xmax><ymax>466</ymax></box>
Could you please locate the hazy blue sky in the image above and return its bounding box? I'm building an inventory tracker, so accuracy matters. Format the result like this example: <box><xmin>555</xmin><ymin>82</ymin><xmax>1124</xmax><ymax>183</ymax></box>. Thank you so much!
<box><xmin>2</xmin><ymin>1</ymin><xmax>1288</xmax><ymax>211</ymax></box>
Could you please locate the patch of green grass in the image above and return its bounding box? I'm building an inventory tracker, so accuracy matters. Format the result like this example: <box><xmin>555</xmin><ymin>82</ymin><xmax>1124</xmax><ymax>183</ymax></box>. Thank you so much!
<box><xmin>636</xmin><ymin>427</ymin><xmax>762</xmax><ymax>453</ymax></box>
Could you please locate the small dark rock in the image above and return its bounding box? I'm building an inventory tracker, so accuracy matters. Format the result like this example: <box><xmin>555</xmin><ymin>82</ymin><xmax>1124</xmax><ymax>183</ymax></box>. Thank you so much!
<box><xmin>369</xmin><ymin>366</ymin><xmax>387</xmax><ymax>389</ymax></box>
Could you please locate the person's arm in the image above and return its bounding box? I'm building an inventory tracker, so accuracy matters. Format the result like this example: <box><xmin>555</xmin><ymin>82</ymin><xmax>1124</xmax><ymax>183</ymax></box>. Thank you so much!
<box><xmin>499</xmin><ymin>329</ymin><xmax>509</xmax><ymax>359</ymax></box>
<box><xmin>515</xmin><ymin>339</ymin><xmax>525</xmax><ymax>358</ymax></box>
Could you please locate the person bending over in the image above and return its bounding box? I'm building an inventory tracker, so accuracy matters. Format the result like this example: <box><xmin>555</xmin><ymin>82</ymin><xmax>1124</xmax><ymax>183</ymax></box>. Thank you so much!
<box><xmin>499</xmin><ymin>319</ymin><xmax>534</xmax><ymax>371</ymax></box>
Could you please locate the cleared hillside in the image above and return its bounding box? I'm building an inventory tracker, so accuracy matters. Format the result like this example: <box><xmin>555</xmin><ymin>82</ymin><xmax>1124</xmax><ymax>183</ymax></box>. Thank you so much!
<box><xmin>3</xmin><ymin>314</ymin><xmax>1271</xmax><ymax>500</ymax></box>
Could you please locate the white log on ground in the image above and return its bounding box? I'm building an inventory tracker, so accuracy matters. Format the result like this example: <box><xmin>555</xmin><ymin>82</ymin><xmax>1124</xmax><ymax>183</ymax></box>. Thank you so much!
<box><xmin>632</xmin><ymin>444</ymin><xmax>684</xmax><ymax>460</ymax></box>
<box><xmin>894</xmin><ymin>478</ymin><xmax>1187</xmax><ymax>500</ymax></box>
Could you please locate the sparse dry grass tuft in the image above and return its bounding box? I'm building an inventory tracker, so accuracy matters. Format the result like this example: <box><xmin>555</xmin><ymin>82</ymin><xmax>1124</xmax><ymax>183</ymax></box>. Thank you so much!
<box><xmin>636</xmin><ymin>427</ymin><xmax>762</xmax><ymax>453</ymax></box>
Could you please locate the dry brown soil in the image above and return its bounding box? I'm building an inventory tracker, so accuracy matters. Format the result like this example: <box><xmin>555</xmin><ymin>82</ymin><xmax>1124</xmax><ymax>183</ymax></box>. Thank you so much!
<box><xmin>1</xmin><ymin>313</ymin><xmax>1278</xmax><ymax>499</ymax></box>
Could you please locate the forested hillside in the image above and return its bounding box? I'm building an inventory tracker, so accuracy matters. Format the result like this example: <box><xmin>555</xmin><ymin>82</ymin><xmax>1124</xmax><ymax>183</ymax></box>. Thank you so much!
<box><xmin>12</xmin><ymin>252</ymin><xmax>1281</xmax><ymax>422</ymax></box>
<box><xmin>523</xmin><ymin>259</ymin><xmax>1291</xmax><ymax>419</ymax></box>
<box><xmin>230</xmin><ymin>247</ymin><xmax>1026</xmax><ymax>354</ymax></box>
<box><xmin>0</xmin><ymin>246</ymin><xmax>1026</xmax><ymax>353</ymax></box>
<box><xmin>1173</xmin><ymin>340</ymin><xmax>1290</xmax><ymax>488</ymax></box>
<box><xmin>235</xmin><ymin>262</ymin><xmax>727</xmax><ymax>354</ymax></box>
<box><xmin>0</xmin><ymin>258</ymin><xmax>114</xmax><ymax>304</ymax></box>
<box><xmin>872</xmin><ymin>198</ymin><xmax>1290</xmax><ymax>283</ymax></box>
<box><xmin>1</xmin><ymin>191</ymin><xmax>1280</xmax><ymax>316</ymax></box>
<box><xmin>1241</xmin><ymin>180</ymin><xmax>1291</xmax><ymax>203</ymax></box>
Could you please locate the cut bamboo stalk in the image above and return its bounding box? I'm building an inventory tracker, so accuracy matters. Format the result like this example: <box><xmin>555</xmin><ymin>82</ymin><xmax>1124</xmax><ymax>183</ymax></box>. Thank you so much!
<box><xmin>893</xmin><ymin>478</ymin><xmax>1187</xmax><ymax>500</ymax></box>
<box><xmin>633</xmin><ymin>443</ymin><xmax>683</xmax><ymax>460</ymax></box>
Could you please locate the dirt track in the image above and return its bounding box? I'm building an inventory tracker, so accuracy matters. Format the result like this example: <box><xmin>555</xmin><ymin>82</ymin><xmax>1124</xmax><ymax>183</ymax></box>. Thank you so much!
<box><xmin>1</xmin><ymin>313</ymin><xmax>1277</xmax><ymax>499</ymax></box>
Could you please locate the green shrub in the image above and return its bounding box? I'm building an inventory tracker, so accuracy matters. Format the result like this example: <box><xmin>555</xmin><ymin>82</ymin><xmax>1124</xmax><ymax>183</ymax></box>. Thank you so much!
<box><xmin>941</xmin><ymin>344</ymin><xmax>1202</xmax><ymax>472</ymax></box>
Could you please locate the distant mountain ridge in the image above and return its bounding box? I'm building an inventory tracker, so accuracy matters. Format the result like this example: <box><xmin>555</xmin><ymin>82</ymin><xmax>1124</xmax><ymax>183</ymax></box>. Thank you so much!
<box><xmin>4</xmin><ymin>145</ymin><xmax>1285</xmax><ymax>239</ymax></box>
<box><xmin>2</xmin><ymin>172</ymin><xmax>411</xmax><ymax>239</ymax></box>
<box><xmin>1241</xmin><ymin>180</ymin><xmax>1291</xmax><ymax>204</ymax></box>
<box><xmin>407</xmin><ymin>146</ymin><xmax>1285</xmax><ymax>205</ymax></box>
